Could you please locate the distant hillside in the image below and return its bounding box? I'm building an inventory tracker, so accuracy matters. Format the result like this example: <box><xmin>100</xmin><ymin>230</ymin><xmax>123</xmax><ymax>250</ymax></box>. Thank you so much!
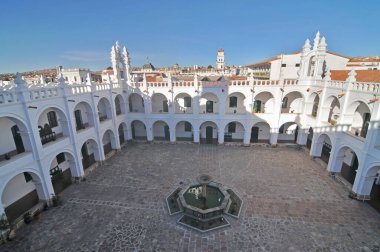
<box><xmin>0</xmin><ymin>68</ymin><xmax>57</xmax><ymax>81</ymax></box>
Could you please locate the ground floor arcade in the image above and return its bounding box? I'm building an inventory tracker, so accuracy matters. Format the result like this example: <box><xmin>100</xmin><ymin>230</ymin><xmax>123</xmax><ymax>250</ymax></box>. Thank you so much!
<box><xmin>1</xmin><ymin>143</ymin><xmax>379</xmax><ymax>251</ymax></box>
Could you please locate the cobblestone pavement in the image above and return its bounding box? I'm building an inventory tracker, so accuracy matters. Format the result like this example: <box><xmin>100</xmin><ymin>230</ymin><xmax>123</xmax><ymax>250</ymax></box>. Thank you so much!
<box><xmin>2</xmin><ymin>143</ymin><xmax>380</xmax><ymax>252</ymax></box>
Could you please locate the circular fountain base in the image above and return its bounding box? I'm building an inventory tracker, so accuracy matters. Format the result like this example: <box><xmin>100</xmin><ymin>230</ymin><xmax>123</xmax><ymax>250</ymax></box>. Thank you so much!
<box><xmin>166</xmin><ymin>176</ymin><xmax>242</xmax><ymax>232</ymax></box>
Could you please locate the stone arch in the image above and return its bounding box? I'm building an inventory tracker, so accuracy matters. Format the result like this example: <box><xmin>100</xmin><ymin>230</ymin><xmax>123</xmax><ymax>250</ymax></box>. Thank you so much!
<box><xmin>97</xmin><ymin>97</ymin><xmax>112</xmax><ymax>122</ymax></box>
<box><xmin>175</xmin><ymin>121</ymin><xmax>194</xmax><ymax>141</ymax></box>
<box><xmin>73</xmin><ymin>101</ymin><xmax>95</xmax><ymax>131</ymax></box>
<box><xmin>80</xmin><ymin>138</ymin><xmax>101</xmax><ymax>170</ymax></box>
<box><xmin>224</xmin><ymin>121</ymin><xmax>245</xmax><ymax>142</ymax></box>
<box><xmin>48</xmin><ymin>151</ymin><xmax>77</xmax><ymax>195</ymax></box>
<box><xmin>128</xmin><ymin>93</ymin><xmax>145</xmax><ymax>113</ymax></box>
<box><xmin>131</xmin><ymin>120</ymin><xmax>147</xmax><ymax>140</ymax></box>
<box><xmin>174</xmin><ymin>92</ymin><xmax>193</xmax><ymax>114</ymax></box>
<box><xmin>226</xmin><ymin>92</ymin><xmax>246</xmax><ymax>114</ymax></box>
<box><xmin>151</xmin><ymin>93</ymin><xmax>169</xmax><ymax>113</ymax></box>
<box><xmin>0</xmin><ymin>115</ymin><xmax>33</xmax><ymax>162</ymax></box>
<box><xmin>1</xmin><ymin>170</ymin><xmax>44</xmax><ymax>222</ymax></box>
<box><xmin>305</xmin><ymin>92</ymin><xmax>320</xmax><ymax>117</ymax></box>
<box><xmin>114</xmin><ymin>94</ymin><xmax>126</xmax><ymax>115</ymax></box>
<box><xmin>251</xmin><ymin>121</ymin><xmax>271</xmax><ymax>143</ymax></box>
<box><xmin>199</xmin><ymin>121</ymin><xmax>218</xmax><ymax>144</ymax></box>
<box><xmin>312</xmin><ymin>133</ymin><xmax>332</xmax><ymax>164</ymax></box>
<box><xmin>345</xmin><ymin>100</ymin><xmax>371</xmax><ymax>138</ymax></box>
<box><xmin>278</xmin><ymin>121</ymin><xmax>299</xmax><ymax>143</ymax></box>
<box><xmin>333</xmin><ymin>145</ymin><xmax>360</xmax><ymax>185</ymax></box>
<box><xmin>281</xmin><ymin>91</ymin><xmax>304</xmax><ymax>114</ymax></box>
<box><xmin>118</xmin><ymin>122</ymin><xmax>128</xmax><ymax>144</ymax></box>
<box><xmin>324</xmin><ymin>95</ymin><xmax>341</xmax><ymax>124</ymax></box>
<box><xmin>153</xmin><ymin>120</ymin><xmax>170</xmax><ymax>141</ymax></box>
<box><xmin>102</xmin><ymin>129</ymin><xmax>117</xmax><ymax>156</ymax></box>
<box><xmin>200</xmin><ymin>92</ymin><xmax>219</xmax><ymax>114</ymax></box>
<box><xmin>37</xmin><ymin>106</ymin><xmax>70</xmax><ymax>145</ymax></box>
<box><xmin>253</xmin><ymin>91</ymin><xmax>275</xmax><ymax>113</ymax></box>
<box><xmin>364</xmin><ymin>165</ymin><xmax>380</xmax><ymax>212</ymax></box>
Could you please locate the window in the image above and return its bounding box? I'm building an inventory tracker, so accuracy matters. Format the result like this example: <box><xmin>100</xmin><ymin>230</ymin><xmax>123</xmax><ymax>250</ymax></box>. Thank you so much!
<box><xmin>56</xmin><ymin>153</ymin><xmax>66</xmax><ymax>164</ymax></box>
<box><xmin>281</xmin><ymin>64</ymin><xmax>287</xmax><ymax>67</ymax></box>
<box><xmin>24</xmin><ymin>172</ymin><xmax>32</xmax><ymax>183</ymax></box>
<box><xmin>229</xmin><ymin>96</ymin><xmax>237</xmax><ymax>108</ymax></box>
<box><xmin>282</xmin><ymin>97</ymin><xmax>288</xmax><ymax>109</ymax></box>
<box><xmin>184</xmin><ymin>97</ymin><xmax>191</xmax><ymax>107</ymax></box>
<box><xmin>65</xmin><ymin>77</ymin><xmax>68</xmax><ymax>81</ymax></box>
<box><xmin>47</xmin><ymin>111</ymin><xmax>58</xmax><ymax>127</ymax></box>
<box><xmin>163</xmin><ymin>100</ymin><xmax>169</xmax><ymax>112</ymax></box>
<box><xmin>185</xmin><ymin>122</ymin><xmax>192</xmax><ymax>132</ymax></box>
<box><xmin>295</xmin><ymin>63</ymin><xmax>300</xmax><ymax>67</ymax></box>
<box><xmin>120</xmin><ymin>71</ymin><xmax>124</xmax><ymax>79</ymax></box>
<box><xmin>81</xmin><ymin>77</ymin><xmax>84</xmax><ymax>82</ymax></box>
<box><xmin>74</xmin><ymin>76</ymin><xmax>77</xmax><ymax>82</ymax></box>
<box><xmin>228</xmin><ymin>122</ymin><xmax>236</xmax><ymax>133</ymax></box>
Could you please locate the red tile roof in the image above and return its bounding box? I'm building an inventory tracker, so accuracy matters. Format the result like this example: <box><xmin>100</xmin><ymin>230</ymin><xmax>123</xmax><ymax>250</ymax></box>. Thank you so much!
<box><xmin>330</xmin><ymin>70</ymin><xmax>380</xmax><ymax>83</ymax></box>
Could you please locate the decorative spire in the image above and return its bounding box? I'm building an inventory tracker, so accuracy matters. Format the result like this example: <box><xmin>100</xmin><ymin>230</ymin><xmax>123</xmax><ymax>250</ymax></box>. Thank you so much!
<box><xmin>318</xmin><ymin>36</ymin><xmax>327</xmax><ymax>51</ymax></box>
<box><xmin>58</xmin><ymin>73</ymin><xmax>66</xmax><ymax>88</ymax></box>
<box><xmin>86</xmin><ymin>73</ymin><xmax>92</xmax><ymax>85</ymax></box>
<box><xmin>122</xmin><ymin>46</ymin><xmax>130</xmax><ymax>65</ymax></box>
<box><xmin>123</xmin><ymin>46</ymin><xmax>132</xmax><ymax>84</ymax></box>
<box><xmin>313</xmin><ymin>31</ymin><xmax>320</xmax><ymax>50</ymax></box>
<box><xmin>115</xmin><ymin>41</ymin><xmax>121</xmax><ymax>56</ymax></box>
<box><xmin>346</xmin><ymin>69</ymin><xmax>357</xmax><ymax>82</ymax></box>
<box><xmin>106</xmin><ymin>73</ymin><xmax>112</xmax><ymax>84</ymax></box>
<box><xmin>303</xmin><ymin>39</ymin><xmax>311</xmax><ymax>53</ymax></box>
<box><xmin>15</xmin><ymin>72</ymin><xmax>26</xmax><ymax>89</ymax></box>
<box><xmin>40</xmin><ymin>75</ymin><xmax>45</xmax><ymax>84</ymax></box>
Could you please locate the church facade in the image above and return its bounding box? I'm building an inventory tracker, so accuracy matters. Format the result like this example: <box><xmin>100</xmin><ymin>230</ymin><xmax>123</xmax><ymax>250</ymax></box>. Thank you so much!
<box><xmin>0</xmin><ymin>32</ymin><xmax>380</xmax><ymax>223</ymax></box>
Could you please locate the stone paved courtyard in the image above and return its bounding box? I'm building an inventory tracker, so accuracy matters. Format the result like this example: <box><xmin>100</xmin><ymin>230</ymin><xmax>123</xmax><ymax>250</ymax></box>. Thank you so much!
<box><xmin>2</xmin><ymin>143</ymin><xmax>380</xmax><ymax>251</ymax></box>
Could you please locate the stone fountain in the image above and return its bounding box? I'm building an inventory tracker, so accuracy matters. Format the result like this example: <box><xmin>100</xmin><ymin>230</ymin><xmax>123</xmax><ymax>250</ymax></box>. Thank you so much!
<box><xmin>166</xmin><ymin>175</ymin><xmax>242</xmax><ymax>232</ymax></box>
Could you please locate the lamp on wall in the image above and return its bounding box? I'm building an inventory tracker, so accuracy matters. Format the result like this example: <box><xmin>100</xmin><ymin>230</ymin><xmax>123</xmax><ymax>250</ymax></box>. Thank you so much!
<box><xmin>337</xmin><ymin>93</ymin><xmax>345</xmax><ymax>98</ymax></box>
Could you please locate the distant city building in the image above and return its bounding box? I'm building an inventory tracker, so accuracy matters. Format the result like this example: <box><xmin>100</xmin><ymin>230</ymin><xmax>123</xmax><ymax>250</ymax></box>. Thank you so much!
<box><xmin>216</xmin><ymin>48</ymin><xmax>225</xmax><ymax>69</ymax></box>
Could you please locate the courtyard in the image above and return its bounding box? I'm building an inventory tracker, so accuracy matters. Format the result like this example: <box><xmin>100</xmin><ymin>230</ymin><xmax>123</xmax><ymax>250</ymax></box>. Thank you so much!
<box><xmin>2</xmin><ymin>143</ymin><xmax>380</xmax><ymax>251</ymax></box>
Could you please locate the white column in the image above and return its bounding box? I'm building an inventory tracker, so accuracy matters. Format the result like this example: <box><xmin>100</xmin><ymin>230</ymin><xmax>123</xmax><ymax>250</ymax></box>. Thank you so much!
<box><xmin>296</xmin><ymin>128</ymin><xmax>308</xmax><ymax>145</ymax></box>
<box><xmin>193</xmin><ymin>130</ymin><xmax>200</xmax><ymax>143</ymax></box>
<box><xmin>269</xmin><ymin>128</ymin><xmax>278</xmax><ymax>145</ymax></box>
<box><xmin>218</xmin><ymin>128</ymin><xmax>224</xmax><ymax>144</ymax></box>
<box><xmin>243</xmin><ymin>129</ymin><xmax>251</xmax><ymax>146</ymax></box>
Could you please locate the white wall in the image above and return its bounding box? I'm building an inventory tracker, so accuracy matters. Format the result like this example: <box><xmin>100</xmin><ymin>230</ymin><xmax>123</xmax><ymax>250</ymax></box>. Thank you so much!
<box><xmin>254</xmin><ymin>122</ymin><xmax>271</xmax><ymax>140</ymax></box>
<box><xmin>225</xmin><ymin>93</ymin><xmax>246</xmax><ymax>114</ymax></box>
<box><xmin>38</xmin><ymin>109</ymin><xmax>63</xmax><ymax>134</ymax></box>
<box><xmin>175</xmin><ymin>94</ymin><xmax>193</xmax><ymax>114</ymax></box>
<box><xmin>2</xmin><ymin>173</ymin><xmax>36</xmax><ymax>207</ymax></box>
<box><xmin>152</xmin><ymin>94</ymin><xmax>167</xmax><ymax>113</ymax></box>
<box><xmin>200</xmin><ymin>122</ymin><xmax>218</xmax><ymax>139</ymax></box>
<box><xmin>129</xmin><ymin>94</ymin><xmax>144</xmax><ymax>113</ymax></box>
<box><xmin>133</xmin><ymin>121</ymin><xmax>147</xmax><ymax>137</ymax></box>
<box><xmin>0</xmin><ymin>118</ymin><xmax>16</xmax><ymax>154</ymax></box>
<box><xmin>176</xmin><ymin>121</ymin><xmax>193</xmax><ymax>138</ymax></box>
<box><xmin>200</xmin><ymin>93</ymin><xmax>218</xmax><ymax>114</ymax></box>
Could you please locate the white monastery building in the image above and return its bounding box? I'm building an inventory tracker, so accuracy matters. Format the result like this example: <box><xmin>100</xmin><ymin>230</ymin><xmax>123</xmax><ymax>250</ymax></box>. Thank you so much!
<box><xmin>0</xmin><ymin>32</ymin><xmax>380</xmax><ymax>224</ymax></box>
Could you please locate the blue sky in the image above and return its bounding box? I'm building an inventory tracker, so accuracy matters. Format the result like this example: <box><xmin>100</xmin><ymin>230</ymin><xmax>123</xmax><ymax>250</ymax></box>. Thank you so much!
<box><xmin>1</xmin><ymin>0</ymin><xmax>379</xmax><ymax>73</ymax></box>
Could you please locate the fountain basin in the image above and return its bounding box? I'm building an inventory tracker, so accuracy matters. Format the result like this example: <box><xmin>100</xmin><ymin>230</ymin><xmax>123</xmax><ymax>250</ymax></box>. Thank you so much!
<box><xmin>179</xmin><ymin>182</ymin><xmax>230</xmax><ymax>220</ymax></box>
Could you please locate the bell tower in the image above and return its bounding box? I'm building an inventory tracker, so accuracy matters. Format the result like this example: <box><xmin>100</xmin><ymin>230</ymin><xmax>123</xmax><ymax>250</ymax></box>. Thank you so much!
<box><xmin>216</xmin><ymin>48</ymin><xmax>225</xmax><ymax>69</ymax></box>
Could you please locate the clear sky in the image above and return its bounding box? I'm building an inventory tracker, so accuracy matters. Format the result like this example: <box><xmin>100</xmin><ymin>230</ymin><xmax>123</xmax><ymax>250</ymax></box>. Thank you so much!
<box><xmin>1</xmin><ymin>0</ymin><xmax>379</xmax><ymax>73</ymax></box>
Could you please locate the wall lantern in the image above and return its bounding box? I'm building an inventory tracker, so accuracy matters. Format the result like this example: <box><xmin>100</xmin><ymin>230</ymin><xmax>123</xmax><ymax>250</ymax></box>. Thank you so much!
<box><xmin>68</xmin><ymin>99</ymin><xmax>75</xmax><ymax>102</ymax></box>
<box><xmin>280</xmin><ymin>88</ymin><xmax>284</xmax><ymax>92</ymax></box>
<box><xmin>28</xmin><ymin>106</ymin><xmax>37</xmax><ymax>109</ymax></box>
<box><xmin>337</xmin><ymin>93</ymin><xmax>345</xmax><ymax>98</ymax></box>
<box><xmin>94</xmin><ymin>95</ymin><xmax>100</xmax><ymax>98</ymax></box>
<box><xmin>306</xmin><ymin>88</ymin><xmax>310</xmax><ymax>92</ymax></box>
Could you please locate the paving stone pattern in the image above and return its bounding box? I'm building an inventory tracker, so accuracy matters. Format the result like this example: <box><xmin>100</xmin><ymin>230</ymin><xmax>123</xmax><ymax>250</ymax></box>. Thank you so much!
<box><xmin>2</xmin><ymin>143</ymin><xmax>380</xmax><ymax>251</ymax></box>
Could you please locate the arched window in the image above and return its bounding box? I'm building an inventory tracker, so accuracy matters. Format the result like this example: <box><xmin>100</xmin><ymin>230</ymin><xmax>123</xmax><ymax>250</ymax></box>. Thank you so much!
<box><xmin>307</xmin><ymin>56</ymin><xmax>316</xmax><ymax>76</ymax></box>
<box><xmin>47</xmin><ymin>111</ymin><xmax>58</xmax><ymax>127</ymax></box>
<box><xmin>228</xmin><ymin>122</ymin><xmax>236</xmax><ymax>133</ymax></box>
<box><xmin>229</xmin><ymin>96</ymin><xmax>237</xmax><ymax>108</ymax></box>
<box><xmin>282</xmin><ymin>97</ymin><xmax>288</xmax><ymax>109</ymax></box>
